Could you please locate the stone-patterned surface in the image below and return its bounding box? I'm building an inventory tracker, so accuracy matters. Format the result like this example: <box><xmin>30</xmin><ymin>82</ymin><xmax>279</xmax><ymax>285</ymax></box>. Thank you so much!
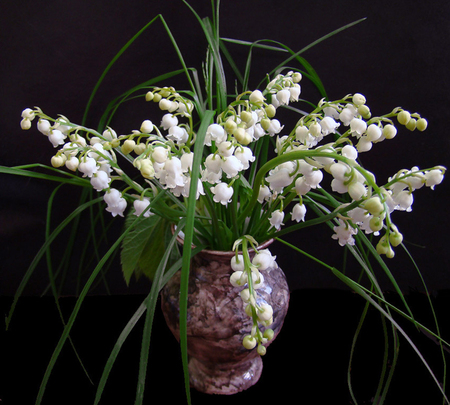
<box><xmin>160</xmin><ymin>242</ymin><xmax>290</xmax><ymax>395</ymax></box>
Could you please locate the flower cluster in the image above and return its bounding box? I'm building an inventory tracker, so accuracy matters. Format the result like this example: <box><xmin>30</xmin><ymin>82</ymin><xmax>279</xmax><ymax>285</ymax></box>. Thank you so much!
<box><xmin>230</xmin><ymin>237</ymin><xmax>277</xmax><ymax>355</ymax></box>
<box><xmin>20</xmin><ymin>70</ymin><xmax>445</xmax><ymax>355</ymax></box>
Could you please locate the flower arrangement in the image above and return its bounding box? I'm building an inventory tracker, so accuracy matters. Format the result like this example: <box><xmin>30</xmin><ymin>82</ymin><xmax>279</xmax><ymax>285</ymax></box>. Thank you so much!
<box><xmin>4</xmin><ymin>1</ymin><xmax>449</xmax><ymax>404</ymax></box>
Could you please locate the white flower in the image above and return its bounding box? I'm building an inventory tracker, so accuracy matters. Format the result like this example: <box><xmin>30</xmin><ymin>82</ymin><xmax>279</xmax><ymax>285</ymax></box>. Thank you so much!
<box><xmin>78</xmin><ymin>157</ymin><xmax>98</xmax><ymax>177</ymax></box>
<box><xmin>217</xmin><ymin>141</ymin><xmax>235</xmax><ymax>157</ymax></box>
<box><xmin>222</xmin><ymin>155</ymin><xmax>244</xmax><ymax>178</ymax></box>
<box><xmin>257</xmin><ymin>185</ymin><xmax>272</xmax><ymax>203</ymax></box>
<box><xmin>350</xmin><ymin>117</ymin><xmax>367</xmax><ymax>137</ymax></box>
<box><xmin>289</xmin><ymin>84</ymin><xmax>301</xmax><ymax>102</ymax></box>
<box><xmin>103</xmin><ymin>188</ymin><xmax>122</xmax><ymax>207</ymax></box>
<box><xmin>167</xmin><ymin>125</ymin><xmax>189</xmax><ymax>144</ymax></box>
<box><xmin>231</xmin><ymin>254</ymin><xmax>245</xmax><ymax>271</ymax></box>
<box><xmin>356</xmin><ymin>137</ymin><xmax>373</xmax><ymax>153</ymax></box>
<box><xmin>204</xmin><ymin>153</ymin><xmax>223</xmax><ymax>173</ymax></box>
<box><xmin>182</xmin><ymin>177</ymin><xmax>205</xmax><ymax>200</ymax></box>
<box><xmin>48</xmin><ymin>129</ymin><xmax>66</xmax><ymax>147</ymax></box>
<box><xmin>266</xmin><ymin>167</ymin><xmax>292</xmax><ymax>192</ymax></box>
<box><xmin>257</xmin><ymin>303</ymin><xmax>273</xmax><ymax>322</ymax></box>
<box><xmin>37</xmin><ymin>119</ymin><xmax>51</xmax><ymax>135</ymax></box>
<box><xmin>230</xmin><ymin>271</ymin><xmax>246</xmax><ymax>287</ymax></box>
<box><xmin>65</xmin><ymin>156</ymin><xmax>79</xmax><ymax>171</ymax></box>
<box><xmin>294</xmin><ymin>176</ymin><xmax>311</xmax><ymax>195</ymax></box>
<box><xmin>180</xmin><ymin>152</ymin><xmax>194</xmax><ymax>172</ymax></box>
<box><xmin>276</xmin><ymin>89</ymin><xmax>291</xmax><ymax>105</ymax></box>
<box><xmin>140</xmin><ymin>120</ymin><xmax>154</xmax><ymax>134</ymax></box>
<box><xmin>305</xmin><ymin>169</ymin><xmax>323</xmax><ymax>189</ymax></box>
<box><xmin>90</xmin><ymin>170</ymin><xmax>111</xmax><ymax>191</ymax></box>
<box><xmin>332</xmin><ymin>219</ymin><xmax>358</xmax><ymax>246</ymax></box>
<box><xmin>320</xmin><ymin>116</ymin><xmax>340</xmax><ymax>135</ymax></box>
<box><xmin>366</xmin><ymin>124</ymin><xmax>382</xmax><ymax>142</ymax></box>
<box><xmin>160</xmin><ymin>157</ymin><xmax>185</xmax><ymax>188</ymax></box>
<box><xmin>341</xmin><ymin>145</ymin><xmax>358</xmax><ymax>160</ymax></box>
<box><xmin>292</xmin><ymin>203</ymin><xmax>307</xmax><ymax>222</ymax></box>
<box><xmin>133</xmin><ymin>198</ymin><xmax>152</xmax><ymax>217</ymax></box>
<box><xmin>152</xmin><ymin>146</ymin><xmax>169</xmax><ymax>164</ymax></box>
<box><xmin>425</xmin><ymin>169</ymin><xmax>444</xmax><ymax>189</ymax></box>
<box><xmin>269</xmin><ymin>210</ymin><xmax>284</xmax><ymax>230</ymax></box>
<box><xmin>267</xmin><ymin>119</ymin><xmax>283</xmax><ymax>136</ymax></box>
<box><xmin>252</xmin><ymin>249</ymin><xmax>276</xmax><ymax>271</ymax></box>
<box><xmin>104</xmin><ymin>189</ymin><xmax>127</xmax><ymax>217</ymax></box>
<box><xmin>210</xmin><ymin>182</ymin><xmax>233</xmax><ymax>205</ymax></box>
<box><xmin>21</xmin><ymin>108</ymin><xmax>35</xmax><ymax>120</ymax></box>
<box><xmin>205</xmin><ymin>123</ymin><xmax>227</xmax><ymax>145</ymax></box>
<box><xmin>20</xmin><ymin>118</ymin><xmax>32</xmax><ymax>130</ymax></box>
<box><xmin>234</xmin><ymin>146</ymin><xmax>255</xmax><ymax>170</ymax></box>
<box><xmin>161</xmin><ymin>113</ymin><xmax>178</xmax><ymax>130</ymax></box>
<box><xmin>339</xmin><ymin>105</ymin><xmax>358</xmax><ymax>126</ymax></box>
<box><xmin>352</xmin><ymin>93</ymin><xmax>366</xmax><ymax>106</ymax></box>
<box><xmin>249</xmin><ymin>90</ymin><xmax>265</xmax><ymax>105</ymax></box>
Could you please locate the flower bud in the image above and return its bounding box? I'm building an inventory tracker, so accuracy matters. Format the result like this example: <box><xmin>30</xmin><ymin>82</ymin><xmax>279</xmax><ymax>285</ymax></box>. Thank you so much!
<box><xmin>264</xmin><ymin>104</ymin><xmax>276</xmax><ymax>118</ymax></box>
<box><xmin>397</xmin><ymin>110</ymin><xmax>411</xmax><ymax>126</ymax></box>
<box><xmin>20</xmin><ymin>118</ymin><xmax>32</xmax><ymax>130</ymax></box>
<box><xmin>358</xmin><ymin>105</ymin><xmax>371</xmax><ymax>119</ymax></box>
<box><xmin>159</xmin><ymin>98</ymin><xmax>172</xmax><ymax>111</ymax></box>
<box><xmin>140</xmin><ymin>120</ymin><xmax>154</xmax><ymax>134</ymax></box>
<box><xmin>364</xmin><ymin>196</ymin><xmax>384</xmax><ymax>215</ymax></box>
<box><xmin>257</xmin><ymin>344</ymin><xmax>267</xmax><ymax>356</ymax></box>
<box><xmin>152</xmin><ymin>93</ymin><xmax>162</xmax><ymax>103</ymax></box>
<box><xmin>230</xmin><ymin>271</ymin><xmax>245</xmax><ymax>287</ymax></box>
<box><xmin>406</xmin><ymin>117</ymin><xmax>417</xmax><ymax>131</ymax></box>
<box><xmin>382</xmin><ymin>124</ymin><xmax>397</xmax><ymax>139</ymax></box>
<box><xmin>352</xmin><ymin>93</ymin><xmax>366</xmax><ymax>106</ymax></box>
<box><xmin>416</xmin><ymin>118</ymin><xmax>428</xmax><ymax>131</ymax></box>
<box><xmin>51</xmin><ymin>155</ymin><xmax>66</xmax><ymax>167</ymax></box>
<box><xmin>369</xmin><ymin>216</ymin><xmax>384</xmax><ymax>232</ymax></box>
<box><xmin>134</xmin><ymin>143</ymin><xmax>146</xmax><ymax>155</ymax></box>
<box><xmin>243</xmin><ymin>335</ymin><xmax>257</xmax><ymax>350</ymax></box>
<box><xmin>145</xmin><ymin>91</ymin><xmax>154</xmax><ymax>101</ymax></box>
<box><xmin>121</xmin><ymin>139</ymin><xmax>136</xmax><ymax>155</ymax></box>
<box><xmin>292</xmin><ymin>72</ymin><xmax>302</xmax><ymax>83</ymax></box>
<box><xmin>263</xmin><ymin>328</ymin><xmax>274</xmax><ymax>341</ymax></box>
<box><xmin>224</xmin><ymin>119</ymin><xmax>237</xmax><ymax>134</ymax></box>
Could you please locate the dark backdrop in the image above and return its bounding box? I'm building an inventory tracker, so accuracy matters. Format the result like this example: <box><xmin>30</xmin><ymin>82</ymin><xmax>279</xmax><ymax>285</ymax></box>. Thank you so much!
<box><xmin>1</xmin><ymin>0</ymin><xmax>449</xmax><ymax>295</ymax></box>
<box><xmin>1</xmin><ymin>1</ymin><xmax>450</xmax><ymax>404</ymax></box>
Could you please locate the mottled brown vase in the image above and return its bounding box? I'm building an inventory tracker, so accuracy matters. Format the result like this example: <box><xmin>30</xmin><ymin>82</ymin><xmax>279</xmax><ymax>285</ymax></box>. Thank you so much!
<box><xmin>160</xmin><ymin>239</ymin><xmax>290</xmax><ymax>395</ymax></box>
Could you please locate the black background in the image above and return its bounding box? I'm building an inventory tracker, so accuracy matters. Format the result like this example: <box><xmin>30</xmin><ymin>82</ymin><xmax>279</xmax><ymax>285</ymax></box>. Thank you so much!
<box><xmin>1</xmin><ymin>0</ymin><xmax>450</xmax><ymax>404</ymax></box>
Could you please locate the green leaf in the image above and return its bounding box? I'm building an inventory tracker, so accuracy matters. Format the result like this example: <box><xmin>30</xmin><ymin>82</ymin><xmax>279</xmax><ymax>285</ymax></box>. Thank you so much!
<box><xmin>120</xmin><ymin>214</ymin><xmax>168</xmax><ymax>283</ymax></box>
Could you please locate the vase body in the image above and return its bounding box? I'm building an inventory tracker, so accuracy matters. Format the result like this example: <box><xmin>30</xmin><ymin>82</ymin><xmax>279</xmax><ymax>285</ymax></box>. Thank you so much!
<box><xmin>160</xmin><ymin>240</ymin><xmax>289</xmax><ymax>395</ymax></box>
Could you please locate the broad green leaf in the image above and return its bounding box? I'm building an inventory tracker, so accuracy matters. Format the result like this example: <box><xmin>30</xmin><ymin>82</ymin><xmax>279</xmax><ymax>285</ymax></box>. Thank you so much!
<box><xmin>120</xmin><ymin>214</ymin><xmax>168</xmax><ymax>283</ymax></box>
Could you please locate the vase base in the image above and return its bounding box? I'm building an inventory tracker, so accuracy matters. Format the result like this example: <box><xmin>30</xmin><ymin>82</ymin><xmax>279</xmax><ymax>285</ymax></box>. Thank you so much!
<box><xmin>188</xmin><ymin>355</ymin><xmax>263</xmax><ymax>395</ymax></box>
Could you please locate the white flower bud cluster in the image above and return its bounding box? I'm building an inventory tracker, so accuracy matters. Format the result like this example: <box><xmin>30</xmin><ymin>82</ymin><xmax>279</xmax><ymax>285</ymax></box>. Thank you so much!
<box><xmin>230</xmin><ymin>245</ymin><xmax>277</xmax><ymax>355</ymax></box>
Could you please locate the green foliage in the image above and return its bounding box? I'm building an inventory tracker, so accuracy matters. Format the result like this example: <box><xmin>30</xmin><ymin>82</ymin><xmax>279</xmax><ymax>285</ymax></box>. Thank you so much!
<box><xmin>121</xmin><ymin>214</ymin><xmax>174</xmax><ymax>283</ymax></box>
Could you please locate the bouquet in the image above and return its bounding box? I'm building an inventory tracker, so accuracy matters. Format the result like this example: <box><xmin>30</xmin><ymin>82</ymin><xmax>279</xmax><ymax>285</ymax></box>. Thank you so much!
<box><xmin>4</xmin><ymin>1</ymin><xmax>448</xmax><ymax>404</ymax></box>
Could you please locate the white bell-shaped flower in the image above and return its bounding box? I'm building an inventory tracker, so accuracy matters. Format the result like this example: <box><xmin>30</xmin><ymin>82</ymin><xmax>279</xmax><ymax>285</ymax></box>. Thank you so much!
<box><xmin>276</xmin><ymin>89</ymin><xmax>291</xmax><ymax>105</ymax></box>
<box><xmin>210</xmin><ymin>182</ymin><xmax>234</xmax><ymax>205</ymax></box>
<box><xmin>133</xmin><ymin>197</ymin><xmax>152</xmax><ymax>217</ymax></box>
<box><xmin>320</xmin><ymin>116</ymin><xmax>340</xmax><ymax>135</ymax></box>
<box><xmin>78</xmin><ymin>157</ymin><xmax>98</xmax><ymax>177</ymax></box>
<box><xmin>205</xmin><ymin>123</ymin><xmax>227</xmax><ymax>146</ymax></box>
<box><xmin>234</xmin><ymin>146</ymin><xmax>255</xmax><ymax>170</ymax></box>
<box><xmin>269</xmin><ymin>210</ymin><xmax>284</xmax><ymax>230</ymax></box>
<box><xmin>292</xmin><ymin>203</ymin><xmax>307</xmax><ymax>222</ymax></box>
<box><xmin>90</xmin><ymin>170</ymin><xmax>111</xmax><ymax>191</ymax></box>
<box><xmin>167</xmin><ymin>126</ymin><xmax>189</xmax><ymax>144</ymax></box>
<box><xmin>222</xmin><ymin>155</ymin><xmax>244</xmax><ymax>178</ymax></box>
<box><xmin>252</xmin><ymin>249</ymin><xmax>276</xmax><ymax>271</ymax></box>
<box><xmin>48</xmin><ymin>129</ymin><xmax>66</xmax><ymax>147</ymax></box>
<box><xmin>161</xmin><ymin>114</ymin><xmax>178</xmax><ymax>130</ymax></box>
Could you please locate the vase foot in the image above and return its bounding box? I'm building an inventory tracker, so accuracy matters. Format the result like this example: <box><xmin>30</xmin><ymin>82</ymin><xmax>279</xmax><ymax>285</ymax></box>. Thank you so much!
<box><xmin>188</xmin><ymin>355</ymin><xmax>263</xmax><ymax>395</ymax></box>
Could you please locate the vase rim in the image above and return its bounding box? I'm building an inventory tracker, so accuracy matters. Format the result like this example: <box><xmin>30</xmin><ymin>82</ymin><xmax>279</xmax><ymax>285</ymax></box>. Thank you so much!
<box><xmin>171</xmin><ymin>224</ymin><xmax>274</xmax><ymax>255</ymax></box>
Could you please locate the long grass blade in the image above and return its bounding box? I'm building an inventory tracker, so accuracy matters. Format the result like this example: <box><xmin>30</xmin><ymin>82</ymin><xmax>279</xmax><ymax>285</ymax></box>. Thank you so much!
<box><xmin>178</xmin><ymin>109</ymin><xmax>215</xmax><ymax>405</ymax></box>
